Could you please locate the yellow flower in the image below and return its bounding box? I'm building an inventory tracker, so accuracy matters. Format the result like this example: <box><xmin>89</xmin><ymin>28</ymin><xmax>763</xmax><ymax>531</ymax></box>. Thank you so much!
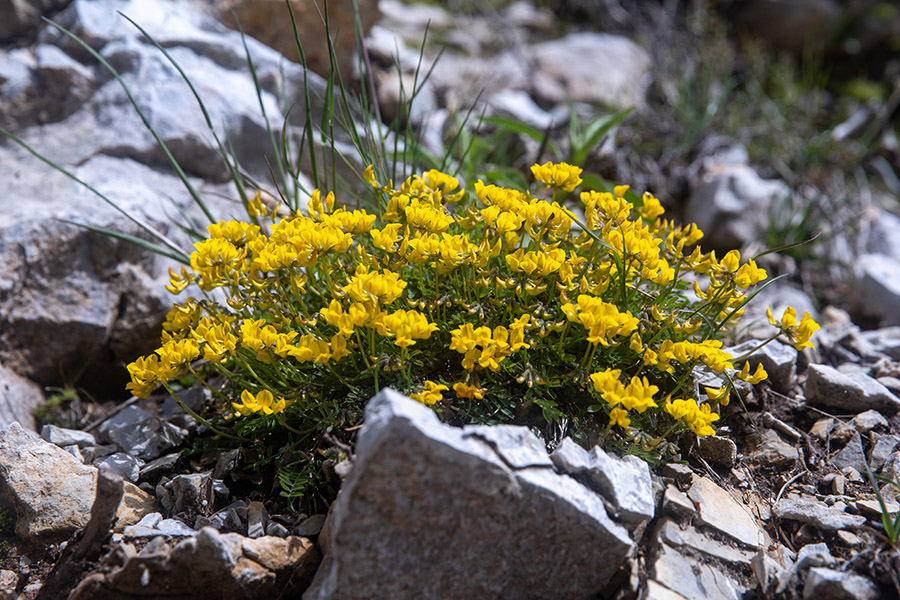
<box><xmin>561</xmin><ymin>295</ymin><xmax>638</xmax><ymax>345</ymax></box>
<box><xmin>410</xmin><ymin>380</ymin><xmax>448</xmax><ymax>405</ymax></box>
<box><xmin>704</xmin><ymin>385</ymin><xmax>731</xmax><ymax>406</ymax></box>
<box><xmin>343</xmin><ymin>268</ymin><xmax>407</xmax><ymax>305</ymax></box>
<box><xmin>531</xmin><ymin>161</ymin><xmax>583</xmax><ymax>192</ymax></box>
<box><xmin>736</xmin><ymin>361</ymin><xmax>768</xmax><ymax>385</ymax></box>
<box><xmin>232</xmin><ymin>389</ymin><xmax>288</xmax><ymax>416</ymax></box>
<box><xmin>767</xmin><ymin>306</ymin><xmax>820</xmax><ymax>350</ymax></box>
<box><xmin>383</xmin><ymin>309</ymin><xmax>439</xmax><ymax>348</ymax></box>
<box><xmin>453</xmin><ymin>381</ymin><xmax>485</xmax><ymax>400</ymax></box>
<box><xmin>609</xmin><ymin>407</ymin><xmax>631</xmax><ymax>428</ymax></box>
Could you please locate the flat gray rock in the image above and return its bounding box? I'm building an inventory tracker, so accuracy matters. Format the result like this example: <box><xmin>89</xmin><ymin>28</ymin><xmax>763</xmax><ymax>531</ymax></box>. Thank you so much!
<box><xmin>773</xmin><ymin>496</ymin><xmax>866</xmax><ymax>531</ymax></box>
<box><xmin>725</xmin><ymin>340</ymin><xmax>797</xmax><ymax>392</ymax></box>
<box><xmin>803</xmin><ymin>567</ymin><xmax>878</xmax><ymax>600</ymax></box>
<box><xmin>832</xmin><ymin>433</ymin><xmax>868</xmax><ymax>474</ymax></box>
<box><xmin>687</xmin><ymin>476</ymin><xmax>769</xmax><ymax>548</ymax></box>
<box><xmin>0</xmin><ymin>364</ymin><xmax>43</xmax><ymax>432</ymax></box>
<box><xmin>805</xmin><ymin>363</ymin><xmax>900</xmax><ymax>414</ymax></box>
<box><xmin>307</xmin><ymin>389</ymin><xmax>634</xmax><ymax>600</ymax></box>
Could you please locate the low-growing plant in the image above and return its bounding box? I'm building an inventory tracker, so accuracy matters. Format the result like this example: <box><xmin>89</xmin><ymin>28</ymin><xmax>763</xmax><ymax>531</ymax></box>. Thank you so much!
<box><xmin>125</xmin><ymin>160</ymin><xmax>819</xmax><ymax>495</ymax></box>
<box><xmin>865</xmin><ymin>467</ymin><xmax>900</xmax><ymax>548</ymax></box>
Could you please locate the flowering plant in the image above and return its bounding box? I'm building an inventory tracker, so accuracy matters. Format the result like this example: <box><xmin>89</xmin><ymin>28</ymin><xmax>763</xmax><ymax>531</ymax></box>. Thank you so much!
<box><xmin>127</xmin><ymin>161</ymin><xmax>818</xmax><ymax>480</ymax></box>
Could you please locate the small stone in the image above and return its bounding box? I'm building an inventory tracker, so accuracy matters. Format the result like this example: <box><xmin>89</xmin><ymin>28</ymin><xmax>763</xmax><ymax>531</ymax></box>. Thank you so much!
<box><xmin>108</xmin><ymin>416</ymin><xmax>187</xmax><ymax>461</ymax></box>
<box><xmin>294</xmin><ymin>513</ymin><xmax>327</xmax><ymax>537</ymax></box>
<box><xmin>871</xmin><ymin>435</ymin><xmax>900</xmax><ymax>472</ymax></box>
<box><xmin>0</xmin><ymin>569</ymin><xmax>17</xmax><ymax>593</ymax></box>
<box><xmin>81</xmin><ymin>444</ymin><xmax>117</xmax><ymax>464</ymax></box>
<box><xmin>139</xmin><ymin>453</ymin><xmax>180</xmax><ymax>481</ymax></box>
<box><xmin>878</xmin><ymin>376</ymin><xmax>900</xmax><ymax>395</ymax></box>
<box><xmin>805</xmin><ymin>363</ymin><xmax>900</xmax><ymax>414</ymax></box>
<box><xmin>156</xmin><ymin>518</ymin><xmax>196</xmax><ymax>536</ymax></box>
<box><xmin>212</xmin><ymin>448</ymin><xmax>241</xmax><ymax>480</ymax></box>
<box><xmin>247</xmin><ymin>501</ymin><xmax>268</xmax><ymax>538</ymax></box>
<box><xmin>850</xmin><ymin>409</ymin><xmax>889</xmax><ymax>434</ymax></box>
<box><xmin>831</xmin><ymin>475</ymin><xmax>846</xmax><ymax>496</ymax></box>
<box><xmin>661</xmin><ymin>463</ymin><xmax>693</xmax><ymax>486</ymax></box>
<box><xmin>836</xmin><ymin>530</ymin><xmax>864</xmax><ymax>547</ymax></box>
<box><xmin>662</xmin><ymin>486</ymin><xmax>696</xmax><ymax>519</ymax></box>
<box><xmin>861</xmin><ymin>326</ymin><xmax>900</xmax><ymax>360</ymax></box>
<box><xmin>747</xmin><ymin>429</ymin><xmax>800</xmax><ymax>467</ymax></box>
<box><xmin>697</xmin><ymin>435</ymin><xmax>737</xmax><ymax>468</ymax></box>
<box><xmin>62</xmin><ymin>444</ymin><xmax>84</xmax><ymax>462</ymax></box>
<box><xmin>809</xmin><ymin>418</ymin><xmax>834</xmax><ymax>442</ymax></box>
<box><xmin>265</xmin><ymin>521</ymin><xmax>289</xmax><ymax>537</ymax></box>
<box><xmin>157</xmin><ymin>473</ymin><xmax>212</xmax><ymax>516</ymax></box>
<box><xmin>687</xmin><ymin>477</ymin><xmax>769</xmax><ymax>548</ymax></box>
<box><xmin>41</xmin><ymin>424</ymin><xmax>96</xmax><ymax>448</ymax></box>
<box><xmin>850</xmin><ymin>253</ymin><xmax>900</xmax><ymax>329</ymax></box>
<box><xmin>842</xmin><ymin>466</ymin><xmax>863</xmax><ymax>482</ymax></box>
<box><xmin>803</xmin><ymin>567</ymin><xmax>878</xmax><ymax>600</ymax></box>
<box><xmin>856</xmin><ymin>499</ymin><xmax>900</xmax><ymax>520</ymax></box>
<box><xmin>98</xmin><ymin>452</ymin><xmax>142</xmax><ymax>483</ymax></box>
<box><xmin>773</xmin><ymin>496</ymin><xmax>866</xmax><ymax>530</ymax></box>
<box><xmin>97</xmin><ymin>405</ymin><xmax>152</xmax><ymax>441</ymax></box>
<box><xmin>135</xmin><ymin>512</ymin><xmax>163</xmax><ymax>529</ymax></box>
<box><xmin>832</xmin><ymin>433</ymin><xmax>868</xmax><ymax>474</ymax></box>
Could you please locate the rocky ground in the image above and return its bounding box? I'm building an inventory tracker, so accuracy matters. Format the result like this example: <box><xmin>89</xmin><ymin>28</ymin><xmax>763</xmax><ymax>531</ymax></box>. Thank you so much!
<box><xmin>1</xmin><ymin>0</ymin><xmax>900</xmax><ymax>599</ymax></box>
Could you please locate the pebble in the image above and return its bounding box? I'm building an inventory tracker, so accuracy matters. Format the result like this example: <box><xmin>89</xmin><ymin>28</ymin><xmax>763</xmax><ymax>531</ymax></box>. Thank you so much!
<box><xmin>870</xmin><ymin>434</ymin><xmax>900</xmax><ymax>472</ymax></box>
<box><xmin>850</xmin><ymin>409</ymin><xmax>889</xmax><ymax>434</ymax></box>
<box><xmin>294</xmin><ymin>513</ymin><xmax>328</xmax><ymax>537</ymax></box>
<box><xmin>803</xmin><ymin>567</ymin><xmax>878</xmax><ymax>600</ymax></box>
<box><xmin>831</xmin><ymin>433</ymin><xmax>868</xmax><ymax>474</ymax></box>
<box><xmin>98</xmin><ymin>452</ymin><xmax>142</xmax><ymax>482</ymax></box>
<box><xmin>662</xmin><ymin>485</ymin><xmax>696</xmax><ymax>519</ymax></box>
<box><xmin>40</xmin><ymin>424</ymin><xmax>96</xmax><ymax>448</ymax></box>
<box><xmin>697</xmin><ymin>435</ymin><xmax>737</xmax><ymax>468</ymax></box>
<box><xmin>247</xmin><ymin>501</ymin><xmax>268</xmax><ymax>538</ymax></box>
<box><xmin>687</xmin><ymin>477</ymin><xmax>769</xmax><ymax>548</ymax></box>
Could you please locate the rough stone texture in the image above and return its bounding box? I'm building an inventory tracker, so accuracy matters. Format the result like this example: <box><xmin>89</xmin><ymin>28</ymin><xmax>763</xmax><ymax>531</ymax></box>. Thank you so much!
<box><xmin>649</xmin><ymin>542</ymin><xmax>743</xmax><ymax>600</ymax></box>
<box><xmin>687</xmin><ymin>477</ymin><xmax>769</xmax><ymax>548</ymax></box>
<box><xmin>69</xmin><ymin>527</ymin><xmax>319</xmax><ymax>600</ymax></box>
<box><xmin>850</xmin><ymin>409</ymin><xmax>889</xmax><ymax>434</ymax></box>
<box><xmin>850</xmin><ymin>253</ymin><xmax>900</xmax><ymax>328</ymax></box>
<box><xmin>832</xmin><ymin>433</ymin><xmax>868</xmax><ymax>474</ymax></box>
<box><xmin>805</xmin><ymin>363</ymin><xmax>900</xmax><ymax>414</ymax></box>
<box><xmin>746</xmin><ymin>428</ymin><xmax>800</xmax><ymax>467</ymax></box>
<box><xmin>696</xmin><ymin>435</ymin><xmax>737</xmax><ymax>468</ymax></box>
<box><xmin>41</xmin><ymin>424</ymin><xmax>96</xmax><ymax>448</ymax></box>
<box><xmin>870</xmin><ymin>434</ymin><xmax>900</xmax><ymax>472</ymax></box>
<box><xmin>527</xmin><ymin>32</ymin><xmax>650</xmax><ymax>109</ymax></box>
<box><xmin>108</xmin><ymin>416</ymin><xmax>187</xmax><ymax>461</ymax></box>
<box><xmin>307</xmin><ymin>389</ymin><xmax>634</xmax><ymax>600</ymax></box>
<box><xmin>0</xmin><ymin>0</ymin><xmax>72</xmax><ymax>42</ymax></box>
<box><xmin>0</xmin><ymin>422</ymin><xmax>155</xmax><ymax>539</ymax></box>
<box><xmin>658</xmin><ymin>520</ymin><xmax>756</xmax><ymax>567</ymax></box>
<box><xmin>725</xmin><ymin>340</ymin><xmax>797</xmax><ymax>393</ymax></box>
<box><xmin>685</xmin><ymin>163</ymin><xmax>790</xmax><ymax>251</ymax></box>
<box><xmin>0</xmin><ymin>362</ymin><xmax>44</xmax><ymax>431</ymax></box>
<box><xmin>550</xmin><ymin>437</ymin><xmax>655</xmax><ymax>526</ymax></box>
<box><xmin>773</xmin><ymin>496</ymin><xmax>866</xmax><ymax>531</ymax></box>
<box><xmin>861</xmin><ymin>326</ymin><xmax>900</xmax><ymax>360</ymax></box>
<box><xmin>215</xmin><ymin>0</ymin><xmax>381</xmax><ymax>79</ymax></box>
<box><xmin>803</xmin><ymin>567</ymin><xmax>879</xmax><ymax>600</ymax></box>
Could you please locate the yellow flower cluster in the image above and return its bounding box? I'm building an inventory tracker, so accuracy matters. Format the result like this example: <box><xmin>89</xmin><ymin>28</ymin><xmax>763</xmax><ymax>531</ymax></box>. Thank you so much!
<box><xmin>127</xmin><ymin>162</ymin><xmax>819</xmax><ymax>447</ymax></box>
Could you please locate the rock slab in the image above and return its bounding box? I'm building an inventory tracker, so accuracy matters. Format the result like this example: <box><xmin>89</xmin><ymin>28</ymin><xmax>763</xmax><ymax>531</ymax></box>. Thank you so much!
<box><xmin>307</xmin><ymin>389</ymin><xmax>633</xmax><ymax>600</ymax></box>
<box><xmin>805</xmin><ymin>363</ymin><xmax>900</xmax><ymax>414</ymax></box>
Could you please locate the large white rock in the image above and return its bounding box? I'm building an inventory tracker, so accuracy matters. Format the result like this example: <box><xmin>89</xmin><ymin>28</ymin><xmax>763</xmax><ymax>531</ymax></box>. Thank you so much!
<box><xmin>307</xmin><ymin>389</ymin><xmax>634</xmax><ymax>600</ymax></box>
<box><xmin>805</xmin><ymin>363</ymin><xmax>900</xmax><ymax>415</ymax></box>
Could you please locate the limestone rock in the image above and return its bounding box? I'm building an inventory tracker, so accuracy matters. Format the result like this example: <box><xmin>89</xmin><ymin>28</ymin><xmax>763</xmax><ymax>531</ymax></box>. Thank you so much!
<box><xmin>307</xmin><ymin>389</ymin><xmax>634</xmax><ymax>600</ymax></box>
<box><xmin>773</xmin><ymin>496</ymin><xmax>866</xmax><ymax>531</ymax></box>
<box><xmin>687</xmin><ymin>476</ymin><xmax>769</xmax><ymax>548</ymax></box>
<box><xmin>550</xmin><ymin>437</ymin><xmax>655</xmax><ymax>526</ymax></box>
<box><xmin>803</xmin><ymin>567</ymin><xmax>878</xmax><ymax>600</ymax></box>
<box><xmin>69</xmin><ymin>527</ymin><xmax>319</xmax><ymax>600</ymax></box>
<box><xmin>0</xmin><ymin>422</ymin><xmax>155</xmax><ymax>540</ymax></box>
<box><xmin>725</xmin><ymin>340</ymin><xmax>797</xmax><ymax>393</ymax></box>
<box><xmin>805</xmin><ymin>363</ymin><xmax>900</xmax><ymax>414</ymax></box>
<box><xmin>685</xmin><ymin>164</ymin><xmax>789</xmax><ymax>251</ymax></box>
<box><xmin>850</xmin><ymin>254</ymin><xmax>900</xmax><ymax>328</ymax></box>
<box><xmin>0</xmin><ymin>363</ymin><xmax>43</xmax><ymax>431</ymax></box>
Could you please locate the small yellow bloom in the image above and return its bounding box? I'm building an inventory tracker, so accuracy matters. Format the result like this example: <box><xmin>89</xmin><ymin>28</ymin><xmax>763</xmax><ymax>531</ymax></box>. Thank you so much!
<box><xmin>453</xmin><ymin>381</ymin><xmax>485</xmax><ymax>400</ymax></box>
<box><xmin>736</xmin><ymin>361</ymin><xmax>768</xmax><ymax>385</ymax></box>
<box><xmin>410</xmin><ymin>380</ymin><xmax>448</xmax><ymax>405</ymax></box>
<box><xmin>609</xmin><ymin>407</ymin><xmax>630</xmax><ymax>428</ymax></box>
<box><xmin>531</xmin><ymin>161</ymin><xmax>583</xmax><ymax>192</ymax></box>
